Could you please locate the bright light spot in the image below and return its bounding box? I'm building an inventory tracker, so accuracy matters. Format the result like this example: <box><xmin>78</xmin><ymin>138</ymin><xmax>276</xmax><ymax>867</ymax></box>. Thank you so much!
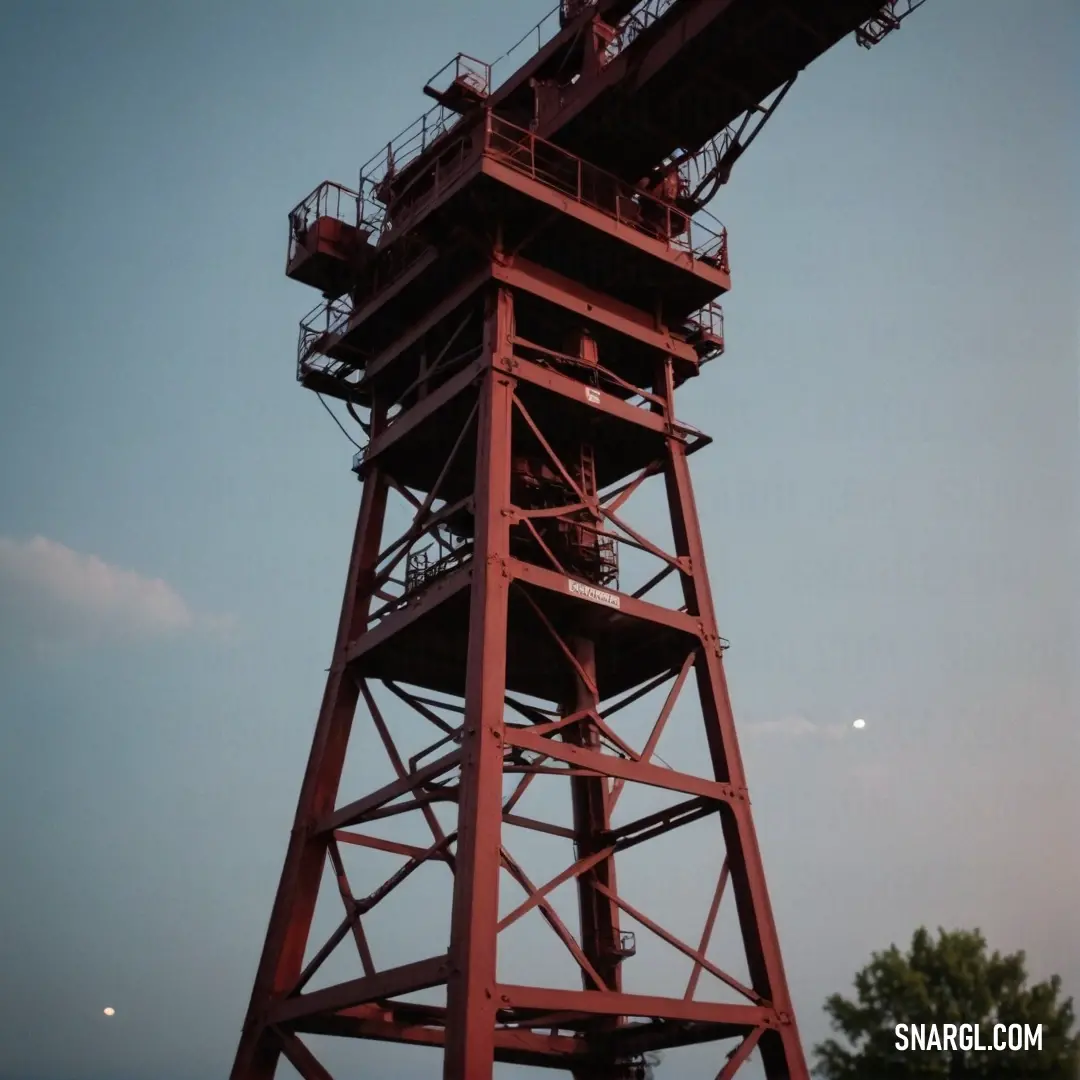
<box><xmin>853</xmin><ymin>718</ymin><xmax>866</xmax><ymax>730</ymax></box>
<box><xmin>103</xmin><ymin>1007</ymin><xmax>115</xmax><ymax>1017</ymax></box>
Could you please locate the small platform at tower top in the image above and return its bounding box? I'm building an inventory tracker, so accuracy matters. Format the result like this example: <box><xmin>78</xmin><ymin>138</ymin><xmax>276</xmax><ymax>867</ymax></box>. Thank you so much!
<box><xmin>422</xmin><ymin>54</ymin><xmax>491</xmax><ymax>114</ymax></box>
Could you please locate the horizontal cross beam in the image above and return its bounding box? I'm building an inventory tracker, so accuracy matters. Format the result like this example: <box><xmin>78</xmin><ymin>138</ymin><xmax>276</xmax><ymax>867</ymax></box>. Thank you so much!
<box><xmin>504</xmin><ymin>726</ymin><xmax>736</xmax><ymax>804</ymax></box>
<box><xmin>508</xmin><ymin>557</ymin><xmax>702</xmax><ymax>639</ymax></box>
<box><xmin>292</xmin><ymin>1003</ymin><xmax>587</xmax><ymax>1068</ymax></box>
<box><xmin>491</xmin><ymin>255</ymin><xmax>698</xmax><ymax>361</ymax></box>
<box><xmin>496</xmin><ymin>984</ymin><xmax>776</xmax><ymax>1030</ymax></box>
<box><xmin>270</xmin><ymin>955</ymin><xmax>450</xmax><ymax>1023</ymax></box>
<box><xmin>319</xmin><ymin>749</ymin><xmax>462</xmax><ymax>832</ymax></box>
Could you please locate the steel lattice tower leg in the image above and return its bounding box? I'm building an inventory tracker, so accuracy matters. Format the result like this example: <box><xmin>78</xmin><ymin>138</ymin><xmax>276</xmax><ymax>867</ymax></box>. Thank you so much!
<box><xmin>443</xmin><ymin>302</ymin><xmax>516</xmax><ymax>1076</ymax></box>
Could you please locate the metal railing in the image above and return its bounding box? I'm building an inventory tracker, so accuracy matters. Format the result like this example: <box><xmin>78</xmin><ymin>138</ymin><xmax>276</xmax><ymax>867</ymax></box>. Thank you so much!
<box><xmin>374</xmin><ymin>125</ymin><xmax>478</xmax><ymax>239</ymax></box>
<box><xmin>287</xmin><ymin>181</ymin><xmax>364</xmax><ymax>265</ymax></box>
<box><xmin>425</xmin><ymin>53</ymin><xmax>491</xmax><ymax>103</ymax></box>
<box><xmin>856</xmin><ymin>0</ymin><xmax>928</xmax><ymax>47</ymax></box>
<box><xmin>377</xmin><ymin>113</ymin><xmax>728</xmax><ymax>267</ymax></box>
<box><xmin>485</xmin><ymin>116</ymin><xmax>728</xmax><ymax>265</ymax></box>
<box><xmin>357</xmin><ymin>0</ymin><xmax>690</xmax><ymax>228</ymax></box>
<box><xmin>296</xmin><ymin>298</ymin><xmax>353</xmax><ymax>381</ymax></box>
<box><xmin>603</xmin><ymin>0</ymin><xmax>679</xmax><ymax>63</ymax></box>
<box><xmin>560</xmin><ymin>0</ymin><xmax>596</xmax><ymax>24</ymax></box>
<box><xmin>489</xmin><ymin>3</ymin><xmax>567</xmax><ymax>87</ymax></box>
<box><xmin>685</xmin><ymin>301</ymin><xmax>724</xmax><ymax>342</ymax></box>
<box><xmin>405</xmin><ymin>542</ymin><xmax>473</xmax><ymax>595</ymax></box>
<box><xmin>511</xmin><ymin>0</ymin><xmax>681</xmax><ymax>76</ymax></box>
<box><xmin>294</xmin><ymin>231</ymin><xmax>443</xmax><ymax>378</ymax></box>
<box><xmin>358</xmin><ymin>105</ymin><xmax>466</xmax><ymax>217</ymax></box>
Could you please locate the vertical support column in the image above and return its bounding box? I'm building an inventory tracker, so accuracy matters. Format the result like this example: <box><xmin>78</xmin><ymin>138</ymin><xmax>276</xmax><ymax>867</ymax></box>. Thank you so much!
<box><xmin>231</xmin><ymin>402</ymin><xmax>390</xmax><ymax>1080</ymax></box>
<box><xmin>658</xmin><ymin>360</ymin><xmax>809</xmax><ymax>1080</ymax></box>
<box><xmin>566</xmin><ymin>636</ymin><xmax>628</xmax><ymax>1080</ymax></box>
<box><xmin>443</xmin><ymin>287</ymin><xmax>515</xmax><ymax>1080</ymax></box>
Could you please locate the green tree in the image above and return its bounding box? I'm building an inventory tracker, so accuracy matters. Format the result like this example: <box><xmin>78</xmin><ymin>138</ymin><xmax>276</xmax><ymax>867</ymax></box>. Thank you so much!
<box><xmin>814</xmin><ymin>927</ymin><xmax>1079</xmax><ymax>1078</ymax></box>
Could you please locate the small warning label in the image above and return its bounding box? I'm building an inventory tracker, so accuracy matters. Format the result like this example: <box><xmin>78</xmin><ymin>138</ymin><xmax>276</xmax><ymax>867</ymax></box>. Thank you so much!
<box><xmin>584</xmin><ymin>387</ymin><xmax>601</xmax><ymax>405</ymax></box>
<box><xmin>567</xmin><ymin>578</ymin><xmax>621</xmax><ymax>609</ymax></box>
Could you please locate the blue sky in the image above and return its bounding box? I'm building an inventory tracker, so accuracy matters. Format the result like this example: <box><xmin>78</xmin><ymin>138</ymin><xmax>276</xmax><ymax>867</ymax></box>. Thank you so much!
<box><xmin>0</xmin><ymin>2</ymin><xmax>1076</xmax><ymax>1078</ymax></box>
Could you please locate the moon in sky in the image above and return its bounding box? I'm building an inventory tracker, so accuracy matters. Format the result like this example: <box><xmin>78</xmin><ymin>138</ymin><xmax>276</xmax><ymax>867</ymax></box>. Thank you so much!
<box><xmin>853</xmin><ymin>718</ymin><xmax>866</xmax><ymax>730</ymax></box>
<box><xmin>103</xmin><ymin>1007</ymin><xmax>115</xmax><ymax>1017</ymax></box>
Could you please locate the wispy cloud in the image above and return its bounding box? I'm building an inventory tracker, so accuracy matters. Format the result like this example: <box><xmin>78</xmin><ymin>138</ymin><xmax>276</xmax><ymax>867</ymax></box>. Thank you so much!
<box><xmin>0</xmin><ymin>535</ymin><xmax>233</xmax><ymax>646</ymax></box>
<box><xmin>742</xmin><ymin>713</ymin><xmax>850</xmax><ymax>740</ymax></box>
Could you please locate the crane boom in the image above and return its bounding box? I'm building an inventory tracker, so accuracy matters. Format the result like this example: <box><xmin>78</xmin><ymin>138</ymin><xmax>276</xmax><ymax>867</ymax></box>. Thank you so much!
<box><xmin>374</xmin><ymin>0</ymin><xmax>927</xmax><ymax>223</ymax></box>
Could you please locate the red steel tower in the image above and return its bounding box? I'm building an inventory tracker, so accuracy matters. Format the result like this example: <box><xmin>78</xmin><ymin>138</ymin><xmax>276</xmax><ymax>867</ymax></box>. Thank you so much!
<box><xmin>232</xmin><ymin>2</ymin><xmax>925</xmax><ymax>1077</ymax></box>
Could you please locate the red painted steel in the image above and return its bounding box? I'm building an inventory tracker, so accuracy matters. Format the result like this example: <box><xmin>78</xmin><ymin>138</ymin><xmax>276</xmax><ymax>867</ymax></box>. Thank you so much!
<box><xmin>234</xmin><ymin>1</ymin><xmax>926</xmax><ymax>1077</ymax></box>
<box><xmin>443</xmin><ymin>297</ymin><xmax>516</xmax><ymax>1076</ymax></box>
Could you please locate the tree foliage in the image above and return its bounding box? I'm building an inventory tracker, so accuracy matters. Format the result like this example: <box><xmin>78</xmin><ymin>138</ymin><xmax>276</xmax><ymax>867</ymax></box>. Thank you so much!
<box><xmin>814</xmin><ymin>927</ymin><xmax>1079</xmax><ymax>1078</ymax></box>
